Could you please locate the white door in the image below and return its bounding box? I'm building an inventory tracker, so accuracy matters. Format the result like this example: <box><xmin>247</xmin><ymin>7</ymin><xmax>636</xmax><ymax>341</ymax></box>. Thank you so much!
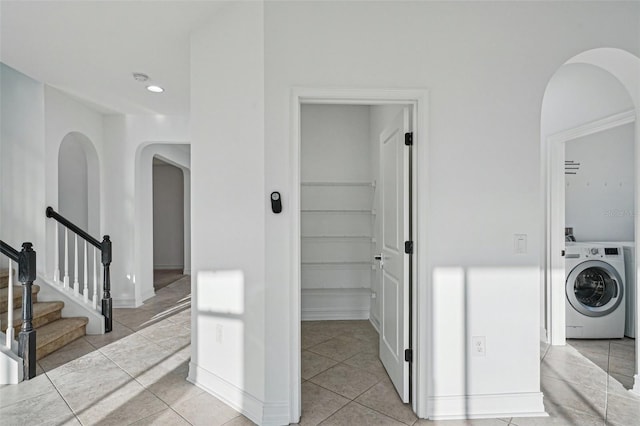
<box><xmin>378</xmin><ymin>107</ymin><xmax>411</xmax><ymax>402</ymax></box>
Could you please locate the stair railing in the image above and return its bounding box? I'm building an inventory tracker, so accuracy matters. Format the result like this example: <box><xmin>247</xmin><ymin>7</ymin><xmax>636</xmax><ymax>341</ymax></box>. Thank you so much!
<box><xmin>1</xmin><ymin>240</ymin><xmax>37</xmax><ymax>380</ymax></box>
<box><xmin>46</xmin><ymin>207</ymin><xmax>112</xmax><ymax>333</ymax></box>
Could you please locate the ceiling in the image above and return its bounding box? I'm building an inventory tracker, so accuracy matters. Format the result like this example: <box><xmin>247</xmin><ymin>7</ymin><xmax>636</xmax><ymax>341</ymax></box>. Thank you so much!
<box><xmin>0</xmin><ymin>1</ymin><xmax>226</xmax><ymax>115</ymax></box>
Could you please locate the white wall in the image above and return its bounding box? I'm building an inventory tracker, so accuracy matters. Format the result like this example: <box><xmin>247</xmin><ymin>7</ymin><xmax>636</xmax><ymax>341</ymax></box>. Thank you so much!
<box><xmin>190</xmin><ymin>1</ymin><xmax>267</xmax><ymax>422</ymax></box>
<box><xmin>301</xmin><ymin>105</ymin><xmax>371</xmax><ymax>181</ymax></box>
<box><xmin>0</xmin><ymin>63</ymin><xmax>45</xmax><ymax>267</ymax></box>
<box><xmin>260</xmin><ymin>1</ymin><xmax>639</xmax><ymax>421</ymax></box>
<box><xmin>44</xmin><ymin>86</ymin><xmax>103</xmax><ymax>280</ymax></box>
<box><xmin>187</xmin><ymin>1</ymin><xmax>640</xmax><ymax>423</ymax></box>
<box><xmin>566</xmin><ymin>123</ymin><xmax>635</xmax><ymax>242</ymax></box>
<box><xmin>153</xmin><ymin>159</ymin><xmax>185</xmax><ymax>270</ymax></box>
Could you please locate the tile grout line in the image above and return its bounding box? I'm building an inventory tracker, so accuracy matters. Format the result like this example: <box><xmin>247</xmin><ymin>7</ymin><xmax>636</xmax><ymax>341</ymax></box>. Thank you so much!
<box><xmin>303</xmin><ymin>323</ymin><xmax>417</xmax><ymax>425</ymax></box>
<box><xmin>44</xmin><ymin>368</ymin><xmax>84</xmax><ymax>425</ymax></box>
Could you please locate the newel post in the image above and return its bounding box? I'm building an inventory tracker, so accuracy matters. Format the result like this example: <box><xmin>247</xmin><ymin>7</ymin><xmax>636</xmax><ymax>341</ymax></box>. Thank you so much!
<box><xmin>18</xmin><ymin>242</ymin><xmax>36</xmax><ymax>380</ymax></box>
<box><xmin>101</xmin><ymin>235</ymin><xmax>112</xmax><ymax>332</ymax></box>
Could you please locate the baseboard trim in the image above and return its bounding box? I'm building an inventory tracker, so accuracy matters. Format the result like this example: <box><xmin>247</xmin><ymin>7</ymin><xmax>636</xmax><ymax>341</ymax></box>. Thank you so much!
<box><xmin>369</xmin><ymin>317</ymin><xmax>380</xmax><ymax>333</ymax></box>
<box><xmin>428</xmin><ymin>392</ymin><xmax>547</xmax><ymax>420</ymax></box>
<box><xmin>301</xmin><ymin>308</ymin><xmax>370</xmax><ymax>321</ymax></box>
<box><xmin>140</xmin><ymin>287</ymin><xmax>156</xmax><ymax>303</ymax></box>
<box><xmin>301</xmin><ymin>288</ymin><xmax>371</xmax><ymax>321</ymax></box>
<box><xmin>262</xmin><ymin>401</ymin><xmax>291</xmax><ymax>426</ymax></box>
<box><xmin>633</xmin><ymin>374</ymin><xmax>640</xmax><ymax>395</ymax></box>
<box><xmin>187</xmin><ymin>362</ymin><xmax>268</xmax><ymax>425</ymax></box>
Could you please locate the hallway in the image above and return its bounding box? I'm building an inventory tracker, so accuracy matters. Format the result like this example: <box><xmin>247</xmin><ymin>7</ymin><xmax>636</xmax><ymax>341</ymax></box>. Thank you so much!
<box><xmin>1</xmin><ymin>288</ymin><xmax>639</xmax><ymax>424</ymax></box>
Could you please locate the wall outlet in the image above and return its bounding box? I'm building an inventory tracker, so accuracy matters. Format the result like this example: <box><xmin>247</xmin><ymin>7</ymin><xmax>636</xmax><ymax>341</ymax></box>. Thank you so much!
<box><xmin>472</xmin><ymin>336</ymin><xmax>486</xmax><ymax>357</ymax></box>
<box><xmin>216</xmin><ymin>324</ymin><xmax>223</xmax><ymax>344</ymax></box>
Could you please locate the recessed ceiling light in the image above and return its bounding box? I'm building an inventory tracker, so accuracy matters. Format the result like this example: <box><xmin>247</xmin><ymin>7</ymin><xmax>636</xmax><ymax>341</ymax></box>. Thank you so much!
<box><xmin>146</xmin><ymin>85</ymin><xmax>164</xmax><ymax>93</ymax></box>
<box><xmin>132</xmin><ymin>72</ymin><xmax>149</xmax><ymax>82</ymax></box>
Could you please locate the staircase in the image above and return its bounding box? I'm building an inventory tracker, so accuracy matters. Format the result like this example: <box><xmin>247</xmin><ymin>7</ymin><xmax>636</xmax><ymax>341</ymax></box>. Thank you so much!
<box><xmin>1</xmin><ymin>268</ymin><xmax>88</xmax><ymax>361</ymax></box>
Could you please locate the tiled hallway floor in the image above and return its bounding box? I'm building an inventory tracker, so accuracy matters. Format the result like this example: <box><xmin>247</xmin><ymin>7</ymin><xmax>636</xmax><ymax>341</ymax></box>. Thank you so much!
<box><xmin>0</xmin><ymin>276</ymin><xmax>254</xmax><ymax>426</ymax></box>
<box><xmin>2</xmin><ymin>291</ymin><xmax>639</xmax><ymax>425</ymax></box>
<box><xmin>299</xmin><ymin>321</ymin><xmax>639</xmax><ymax>426</ymax></box>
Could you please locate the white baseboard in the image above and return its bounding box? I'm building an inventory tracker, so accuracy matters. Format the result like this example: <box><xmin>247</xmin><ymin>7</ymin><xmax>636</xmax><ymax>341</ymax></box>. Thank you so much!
<box><xmin>633</xmin><ymin>374</ymin><xmax>640</xmax><ymax>395</ymax></box>
<box><xmin>369</xmin><ymin>317</ymin><xmax>380</xmax><ymax>333</ymax></box>
<box><xmin>428</xmin><ymin>392</ymin><xmax>547</xmax><ymax>420</ymax></box>
<box><xmin>188</xmin><ymin>362</ymin><xmax>274</xmax><ymax>425</ymax></box>
<box><xmin>301</xmin><ymin>288</ymin><xmax>371</xmax><ymax>321</ymax></box>
<box><xmin>262</xmin><ymin>401</ymin><xmax>291</xmax><ymax>426</ymax></box>
<box><xmin>140</xmin><ymin>286</ymin><xmax>156</xmax><ymax>303</ymax></box>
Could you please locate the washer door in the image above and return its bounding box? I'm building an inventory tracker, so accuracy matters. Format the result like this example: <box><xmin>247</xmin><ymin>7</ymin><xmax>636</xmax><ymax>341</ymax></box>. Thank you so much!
<box><xmin>566</xmin><ymin>260</ymin><xmax>624</xmax><ymax>317</ymax></box>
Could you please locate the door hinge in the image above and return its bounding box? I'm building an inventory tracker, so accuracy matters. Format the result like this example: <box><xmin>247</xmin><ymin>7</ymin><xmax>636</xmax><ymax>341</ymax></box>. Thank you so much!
<box><xmin>404</xmin><ymin>348</ymin><xmax>413</xmax><ymax>363</ymax></box>
<box><xmin>405</xmin><ymin>240</ymin><xmax>414</xmax><ymax>255</ymax></box>
<box><xmin>404</xmin><ymin>132</ymin><xmax>413</xmax><ymax>146</ymax></box>
<box><xmin>561</xmin><ymin>250</ymin><xmax>565</xmax><ymax>257</ymax></box>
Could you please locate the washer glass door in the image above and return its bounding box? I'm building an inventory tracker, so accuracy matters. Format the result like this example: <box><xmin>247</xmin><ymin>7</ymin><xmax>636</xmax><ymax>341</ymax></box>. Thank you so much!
<box><xmin>566</xmin><ymin>260</ymin><xmax>623</xmax><ymax>317</ymax></box>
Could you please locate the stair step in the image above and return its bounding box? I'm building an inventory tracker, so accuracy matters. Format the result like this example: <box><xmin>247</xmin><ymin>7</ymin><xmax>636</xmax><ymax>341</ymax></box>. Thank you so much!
<box><xmin>0</xmin><ymin>284</ymin><xmax>40</xmax><ymax>314</ymax></box>
<box><xmin>0</xmin><ymin>301</ymin><xmax>64</xmax><ymax>336</ymax></box>
<box><xmin>0</xmin><ymin>268</ymin><xmax>13</xmax><ymax>289</ymax></box>
<box><xmin>36</xmin><ymin>317</ymin><xmax>88</xmax><ymax>360</ymax></box>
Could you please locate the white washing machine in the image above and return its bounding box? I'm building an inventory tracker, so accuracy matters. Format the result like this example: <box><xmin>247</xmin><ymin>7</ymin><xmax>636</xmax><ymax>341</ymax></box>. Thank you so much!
<box><xmin>599</xmin><ymin>241</ymin><xmax>636</xmax><ymax>338</ymax></box>
<box><xmin>565</xmin><ymin>243</ymin><xmax>626</xmax><ymax>339</ymax></box>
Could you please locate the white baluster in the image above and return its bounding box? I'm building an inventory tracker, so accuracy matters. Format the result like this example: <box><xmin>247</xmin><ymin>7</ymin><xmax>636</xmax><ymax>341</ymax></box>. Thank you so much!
<box><xmin>5</xmin><ymin>260</ymin><xmax>14</xmax><ymax>349</ymax></box>
<box><xmin>73</xmin><ymin>234</ymin><xmax>79</xmax><ymax>296</ymax></box>
<box><xmin>83</xmin><ymin>241</ymin><xmax>88</xmax><ymax>303</ymax></box>
<box><xmin>93</xmin><ymin>247</ymin><xmax>98</xmax><ymax>309</ymax></box>
<box><xmin>54</xmin><ymin>224</ymin><xmax>60</xmax><ymax>284</ymax></box>
<box><xmin>63</xmin><ymin>228</ymin><xmax>70</xmax><ymax>290</ymax></box>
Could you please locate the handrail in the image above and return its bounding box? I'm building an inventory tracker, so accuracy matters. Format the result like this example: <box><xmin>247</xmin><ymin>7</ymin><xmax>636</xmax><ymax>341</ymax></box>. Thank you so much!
<box><xmin>46</xmin><ymin>207</ymin><xmax>101</xmax><ymax>249</ymax></box>
<box><xmin>0</xmin><ymin>240</ymin><xmax>37</xmax><ymax>380</ymax></box>
<box><xmin>0</xmin><ymin>240</ymin><xmax>19</xmax><ymax>261</ymax></box>
<box><xmin>45</xmin><ymin>206</ymin><xmax>112</xmax><ymax>333</ymax></box>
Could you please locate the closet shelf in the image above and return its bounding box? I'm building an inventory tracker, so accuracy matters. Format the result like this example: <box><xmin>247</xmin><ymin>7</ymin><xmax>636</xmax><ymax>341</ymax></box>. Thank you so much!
<box><xmin>301</xmin><ymin>261</ymin><xmax>373</xmax><ymax>266</ymax></box>
<box><xmin>301</xmin><ymin>209</ymin><xmax>376</xmax><ymax>214</ymax></box>
<box><xmin>302</xmin><ymin>236</ymin><xmax>374</xmax><ymax>241</ymax></box>
<box><xmin>301</xmin><ymin>181</ymin><xmax>376</xmax><ymax>188</ymax></box>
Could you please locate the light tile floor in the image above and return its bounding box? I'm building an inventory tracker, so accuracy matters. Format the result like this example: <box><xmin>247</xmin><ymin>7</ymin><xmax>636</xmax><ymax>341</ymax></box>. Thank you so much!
<box><xmin>299</xmin><ymin>321</ymin><xmax>640</xmax><ymax>426</ymax></box>
<box><xmin>2</xmin><ymin>283</ymin><xmax>639</xmax><ymax>425</ymax></box>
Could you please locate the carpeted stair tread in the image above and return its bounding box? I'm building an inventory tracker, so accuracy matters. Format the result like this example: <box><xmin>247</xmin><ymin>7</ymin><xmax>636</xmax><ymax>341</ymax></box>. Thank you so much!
<box><xmin>0</xmin><ymin>268</ymin><xmax>13</xmax><ymax>289</ymax></box>
<box><xmin>1</xmin><ymin>301</ymin><xmax>64</xmax><ymax>333</ymax></box>
<box><xmin>0</xmin><ymin>284</ymin><xmax>40</xmax><ymax>313</ymax></box>
<box><xmin>36</xmin><ymin>317</ymin><xmax>88</xmax><ymax>360</ymax></box>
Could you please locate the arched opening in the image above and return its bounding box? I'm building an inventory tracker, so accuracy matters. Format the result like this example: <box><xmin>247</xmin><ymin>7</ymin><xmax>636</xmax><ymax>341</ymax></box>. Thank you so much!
<box><xmin>541</xmin><ymin>48</ymin><xmax>640</xmax><ymax>395</ymax></box>
<box><xmin>134</xmin><ymin>143</ymin><xmax>190</xmax><ymax>305</ymax></box>
<box><xmin>57</xmin><ymin>132</ymin><xmax>100</xmax><ymax>285</ymax></box>
<box><xmin>152</xmin><ymin>156</ymin><xmax>187</xmax><ymax>290</ymax></box>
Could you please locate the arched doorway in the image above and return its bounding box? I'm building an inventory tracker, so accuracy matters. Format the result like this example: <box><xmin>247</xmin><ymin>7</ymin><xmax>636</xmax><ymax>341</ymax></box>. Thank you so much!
<box><xmin>541</xmin><ymin>48</ymin><xmax>640</xmax><ymax>394</ymax></box>
<box><xmin>57</xmin><ymin>132</ymin><xmax>100</xmax><ymax>284</ymax></box>
<box><xmin>134</xmin><ymin>143</ymin><xmax>190</xmax><ymax>304</ymax></box>
<box><xmin>152</xmin><ymin>156</ymin><xmax>187</xmax><ymax>290</ymax></box>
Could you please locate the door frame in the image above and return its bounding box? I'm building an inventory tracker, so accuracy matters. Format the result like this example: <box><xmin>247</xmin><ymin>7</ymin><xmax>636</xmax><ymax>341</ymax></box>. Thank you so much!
<box><xmin>545</xmin><ymin>110</ymin><xmax>636</xmax><ymax>346</ymax></box>
<box><xmin>289</xmin><ymin>88</ymin><xmax>430</xmax><ymax>421</ymax></box>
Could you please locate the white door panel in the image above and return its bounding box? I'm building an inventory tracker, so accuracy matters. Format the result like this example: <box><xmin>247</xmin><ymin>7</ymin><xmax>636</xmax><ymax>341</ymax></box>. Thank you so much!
<box><xmin>378</xmin><ymin>107</ymin><xmax>410</xmax><ymax>403</ymax></box>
